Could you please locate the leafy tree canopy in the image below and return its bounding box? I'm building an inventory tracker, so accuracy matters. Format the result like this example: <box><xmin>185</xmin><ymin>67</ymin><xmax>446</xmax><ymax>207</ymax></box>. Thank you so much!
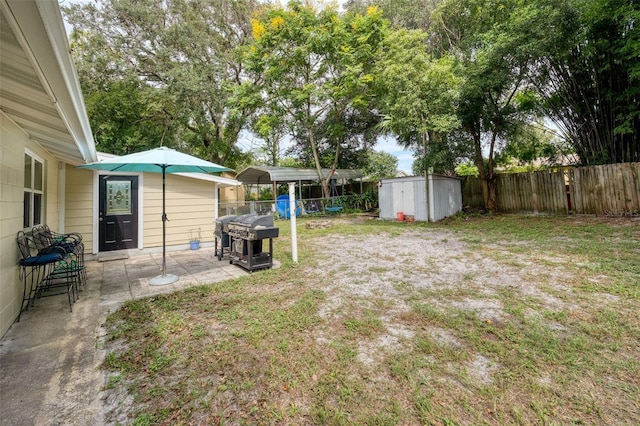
<box><xmin>496</xmin><ymin>123</ymin><xmax>575</xmax><ymax>170</ymax></box>
<box><xmin>84</xmin><ymin>78</ymin><xmax>179</xmax><ymax>155</ymax></box>
<box><xmin>430</xmin><ymin>0</ymin><xmax>560</xmax><ymax>211</ymax></box>
<box><xmin>63</xmin><ymin>0</ymin><xmax>257</xmax><ymax>168</ymax></box>
<box><xmin>64</xmin><ymin>0</ymin><xmax>638</xmax><ymax>197</ymax></box>
<box><xmin>375</xmin><ymin>28</ymin><xmax>461</xmax><ymax>153</ymax></box>
<box><xmin>536</xmin><ymin>0</ymin><xmax>640</xmax><ymax>164</ymax></box>
<box><xmin>243</xmin><ymin>1</ymin><xmax>386</xmax><ymax>196</ymax></box>
<box><xmin>360</xmin><ymin>150</ymin><xmax>398</xmax><ymax>180</ymax></box>
<box><xmin>345</xmin><ymin>0</ymin><xmax>439</xmax><ymax>30</ymax></box>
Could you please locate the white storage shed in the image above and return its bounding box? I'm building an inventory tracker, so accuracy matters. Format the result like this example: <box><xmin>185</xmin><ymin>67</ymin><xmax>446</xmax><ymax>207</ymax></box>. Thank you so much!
<box><xmin>378</xmin><ymin>175</ymin><xmax>463</xmax><ymax>222</ymax></box>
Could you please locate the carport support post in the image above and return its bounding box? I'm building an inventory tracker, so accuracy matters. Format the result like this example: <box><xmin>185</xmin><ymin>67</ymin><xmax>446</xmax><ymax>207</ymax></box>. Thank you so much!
<box><xmin>273</xmin><ymin>181</ymin><xmax>277</xmax><ymax>214</ymax></box>
<box><xmin>288</xmin><ymin>182</ymin><xmax>298</xmax><ymax>263</ymax></box>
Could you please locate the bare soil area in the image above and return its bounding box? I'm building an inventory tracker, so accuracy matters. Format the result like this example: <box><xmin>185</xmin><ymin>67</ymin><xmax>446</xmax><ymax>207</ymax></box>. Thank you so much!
<box><xmin>313</xmin><ymin>227</ymin><xmax>573</xmax><ymax>385</ymax></box>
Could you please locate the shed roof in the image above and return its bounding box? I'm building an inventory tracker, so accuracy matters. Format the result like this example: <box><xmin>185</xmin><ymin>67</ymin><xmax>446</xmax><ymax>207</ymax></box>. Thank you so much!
<box><xmin>236</xmin><ymin>166</ymin><xmax>363</xmax><ymax>185</ymax></box>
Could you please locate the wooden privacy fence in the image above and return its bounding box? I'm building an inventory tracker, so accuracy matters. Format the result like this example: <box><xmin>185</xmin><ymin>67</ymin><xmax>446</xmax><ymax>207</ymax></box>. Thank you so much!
<box><xmin>462</xmin><ymin>162</ymin><xmax>640</xmax><ymax>216</ymax></box>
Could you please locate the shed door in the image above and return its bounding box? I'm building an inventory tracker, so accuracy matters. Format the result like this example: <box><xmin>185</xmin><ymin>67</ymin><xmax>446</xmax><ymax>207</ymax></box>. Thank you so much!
<box><xmin>99</xmin><ymin>176</ymin><xmax>138</xmax><ymax>251</ymax></box>
<box><xmin>393</xmin><ymin>181</ymin><xmax>415</xmax><ymax>216</ymax></box>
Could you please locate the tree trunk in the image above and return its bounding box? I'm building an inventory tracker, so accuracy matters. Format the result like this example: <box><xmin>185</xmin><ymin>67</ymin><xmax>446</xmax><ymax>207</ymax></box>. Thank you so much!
<box><xmin>486</xmin><ymin>175</ymin><xmax>497</xmax><ymax>213</ymax></box>
<box><xmin>485</xmin><ymin>129</ymin><xmax>499</xmax><ymax>213</ymax></box>
<box><xmin>470</xmin><ymin>124</ymin><xmax>500</xmax><ymax>213</ymax></box>
<box><xmin>480</xmin><ymin>174</ymin><xmax>490</xmax><ymax>211</ymax></box>
<box><xmin>471</xmin><ymin>130</ymin><xmax>490</xmax><ymax>211</ymax></box>
<box><xmin>307</xmin><ymin>125</ymin><xmax>330</xmax><ymax>198</ymax></box>
<box><xmin>322</xmin><ymin>136</ymin><xmax>341</xmax><ymax>200</ymax></box>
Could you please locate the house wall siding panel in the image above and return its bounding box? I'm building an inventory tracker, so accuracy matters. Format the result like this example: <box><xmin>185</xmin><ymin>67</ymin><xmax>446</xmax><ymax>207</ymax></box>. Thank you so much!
<box><xmin>64</xmin><ymin>165</ymin><xmax>94</xmax><ymax>250</ymax></box>
<box><xmin>0</xmin><ymin>114</ymin><xmax>61</xmax><ymax>336</ymax></box>
<box><xmin>0</xmin><ymin>114</ymin><xmax>26</xmax><ymax>337</ymax></box>
<box><xmin>143</xmin><ymin>174</ymin><xmax>216</xmax><ymax>248</ymax></box>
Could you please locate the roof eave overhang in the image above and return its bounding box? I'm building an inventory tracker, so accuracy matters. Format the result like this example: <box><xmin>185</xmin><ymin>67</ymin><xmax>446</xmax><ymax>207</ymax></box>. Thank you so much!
<box><xmin>0</xmin><ymin>0</ymin><xmax>97</xmax><ymax>164</ymax></box>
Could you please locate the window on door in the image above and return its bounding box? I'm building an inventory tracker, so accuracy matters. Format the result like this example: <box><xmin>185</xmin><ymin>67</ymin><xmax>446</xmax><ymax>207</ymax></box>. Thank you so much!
<box><xmin>23</xmin><ymin>152</ymin><xmax>44</xmax><ymax>229</ymax></box>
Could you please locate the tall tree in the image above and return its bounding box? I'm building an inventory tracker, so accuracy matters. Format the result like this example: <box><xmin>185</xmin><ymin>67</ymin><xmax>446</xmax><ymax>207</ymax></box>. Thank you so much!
<box><xmin>375</xmin><ymin>29</ymin><xmax>462</xmax><ymax>174</ymax></box>
<box><xmin>536</xmin><ymin>0</ymin><xmax>640</xmax><ymax>164</ymax></box>
<box><xmin>63</xmin><ymin>0</ymin><xmax>257</xmax><ymax>168</ymax></box>
<box><xmin>251</xmin><ymin>113</ymin><xmax>287</xmax><ymax>166</ymax></box>
<box><xmin>431</xmin><ymin>0</ymin><xmax>555</xmax><ymax>212</ymax></box>
<box><xmin>244</xmin><ymin>1</ymin><xmax>386</xmax><ymax>197</ymax></box>
<box><xmin>287</xmin><ymin>104</ymin><xmax>381</xmax><ymax>171</ymax></box>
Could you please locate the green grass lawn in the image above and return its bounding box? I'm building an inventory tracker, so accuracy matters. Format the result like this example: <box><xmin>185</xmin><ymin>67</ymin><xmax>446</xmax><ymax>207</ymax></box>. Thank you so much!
<box><xmin>101</xmin><ymin>214</ymin><xmax>640</xmax><ymax>425</ymax></box>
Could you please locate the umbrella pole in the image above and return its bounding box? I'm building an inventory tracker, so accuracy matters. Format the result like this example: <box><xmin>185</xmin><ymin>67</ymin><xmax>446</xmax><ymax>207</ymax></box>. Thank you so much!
<box><xmin>162</xmin><ymin>165</ymin><xmax>167</xmax><ymax>276</ymax></box>
<box><xmin>150</xmin><ymin>165</ymin><xmax>179</xmax><ymax>285</ymax></box>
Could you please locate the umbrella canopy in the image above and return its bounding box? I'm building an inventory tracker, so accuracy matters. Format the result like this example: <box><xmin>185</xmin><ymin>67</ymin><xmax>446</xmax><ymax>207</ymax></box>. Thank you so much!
<box><xmin>78</xmin><ymin>147</ymin><xmax>232</xmax><ymax>285</ymax></box>
<box><xmin>78</xmin><ymin>146</ymin><xmax>231</xmax><ymax>174</ymax></box>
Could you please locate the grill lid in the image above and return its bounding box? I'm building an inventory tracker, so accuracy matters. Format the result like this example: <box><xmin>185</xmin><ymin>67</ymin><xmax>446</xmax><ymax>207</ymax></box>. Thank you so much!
<box><xmin>231</xmin><ymin>214</ymin><xmax>274</xmax><ymax>228</ymax></box>
<box><xmin>215</xmin><ymin>215</ymin><xmax>238</xmax><ymax>225</ymax></box>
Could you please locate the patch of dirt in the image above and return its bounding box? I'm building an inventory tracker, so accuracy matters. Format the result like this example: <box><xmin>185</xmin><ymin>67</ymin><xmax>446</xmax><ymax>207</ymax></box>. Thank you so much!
<box><xmin>429</xmin><ymin>327</ymin><xmax>462</xmax><ymax>347</ymax></box>
<box><xmin>357</xmin><ymin>334</ymin><xmax>403</xmax><ymax>366</ymax></box>
<box><xmin>307</xmin><ymin>226</ymin><xmax>601</xmax><ymax>387</ymax></box>
<box><xmin>467</xmin><ymin>353</ymin><xmax>498</xmax><ymax>385</ymax></box>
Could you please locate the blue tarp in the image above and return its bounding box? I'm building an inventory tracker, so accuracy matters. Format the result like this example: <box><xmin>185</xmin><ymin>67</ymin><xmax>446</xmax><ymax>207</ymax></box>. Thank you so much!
<box><xmin>276</xmin><ymin>195</ymin><xmax>300</xmax><ymax>219</ymax></box>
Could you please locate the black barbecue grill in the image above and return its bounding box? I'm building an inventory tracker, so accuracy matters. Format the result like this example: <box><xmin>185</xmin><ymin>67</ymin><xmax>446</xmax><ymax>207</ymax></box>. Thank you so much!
<box><xmin>214</xmin><ymin>215</ymin><xmax>238</xmax><ymax>260</ymax></box>
<box><xmin>226</xmin><ymin>214</ymin><xmax>279</xmax><ymax>272</ymax></box>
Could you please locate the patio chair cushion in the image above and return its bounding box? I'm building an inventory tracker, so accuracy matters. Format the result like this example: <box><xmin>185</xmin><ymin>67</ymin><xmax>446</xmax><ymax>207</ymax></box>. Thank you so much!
<box><xmin>44</xmin><ymin>241</ymin><xmax>77</xmax><ymax>254</ymax></box>
<box><xmin>20</xmin><ymin>252</ymin><xmax>65</xmax><ymax>267</ymax></box>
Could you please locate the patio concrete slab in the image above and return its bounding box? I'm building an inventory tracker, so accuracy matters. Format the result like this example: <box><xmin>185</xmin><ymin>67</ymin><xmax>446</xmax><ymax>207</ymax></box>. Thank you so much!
<box><xmin>0</xmin><ymin>247</ymin><xmax>258</xmax><ymax>426</ymax></box>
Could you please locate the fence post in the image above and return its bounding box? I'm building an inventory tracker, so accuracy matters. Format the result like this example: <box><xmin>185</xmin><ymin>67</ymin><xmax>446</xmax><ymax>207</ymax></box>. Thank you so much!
<box><xmin>566</xmin><ymin>169</ymin><xmax>574</xmax><ymax>214</ymax></box>
<box><xmin>529</xmin><ymin>172</ymin><xmax>538</xmax><ymax>214</ymax></box>
<box><xmin>624</xmin><ymin>163</ymin><xmax>639</xmax><ymax>213</ymax></box>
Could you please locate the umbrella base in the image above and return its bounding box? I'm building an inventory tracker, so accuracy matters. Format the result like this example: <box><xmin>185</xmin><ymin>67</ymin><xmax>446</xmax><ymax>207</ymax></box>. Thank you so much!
<box><xmin>149</xmin><ymin>274</ymin><xmax>179</xmax><ymax>286</ymax></box>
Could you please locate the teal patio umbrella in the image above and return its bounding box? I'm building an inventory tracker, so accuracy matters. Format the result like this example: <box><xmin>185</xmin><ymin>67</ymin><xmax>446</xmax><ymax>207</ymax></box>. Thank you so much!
<box><xmin>78</xmin><ymin>147</ymin><xmax>231</xmax><ymax>285</ymax></box>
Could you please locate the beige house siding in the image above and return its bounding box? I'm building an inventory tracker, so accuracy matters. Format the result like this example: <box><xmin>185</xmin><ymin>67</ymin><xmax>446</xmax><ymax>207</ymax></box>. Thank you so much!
<box><xmin>0</xmin><ymin>115</ymin><xmax>26</xmax><ymax>336</ymax></box>
<box><xmin>64</xmin><ymin>169</ymin><xmax>227</xmax><ymax>255</ymax></box>
<box><xmin>64</xmin><ymin>165</ymin><xmax>94</xmax><ymax>251</ymax></box>
<box><xmin>0</xmin><ymin>114</ymin><xmax>61</xmax><ymax>336</ymax></box>
<box><xmin>143</xmin><ymin>173</ymin><xmax>216</xmax><ymax>248</ymax></box>
<box><xmin>219</xmin><ymin>171</ymin><xmax>243</xmax><ymax>203</ymax></box>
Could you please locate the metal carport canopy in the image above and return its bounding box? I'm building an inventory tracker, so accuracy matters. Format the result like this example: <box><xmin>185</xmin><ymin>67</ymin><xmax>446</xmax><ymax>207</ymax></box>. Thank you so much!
<box><xmin>236</xmin><ymin>166</ymin><xmax>363</xmax><ymax>185</ymax></box>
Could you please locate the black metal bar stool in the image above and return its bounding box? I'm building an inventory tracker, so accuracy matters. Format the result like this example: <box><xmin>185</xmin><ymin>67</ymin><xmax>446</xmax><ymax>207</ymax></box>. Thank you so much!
<box><xmin>16</xmin><ymin>231</ymin><xmax>66</xmax><ymax>321</ymax></box>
